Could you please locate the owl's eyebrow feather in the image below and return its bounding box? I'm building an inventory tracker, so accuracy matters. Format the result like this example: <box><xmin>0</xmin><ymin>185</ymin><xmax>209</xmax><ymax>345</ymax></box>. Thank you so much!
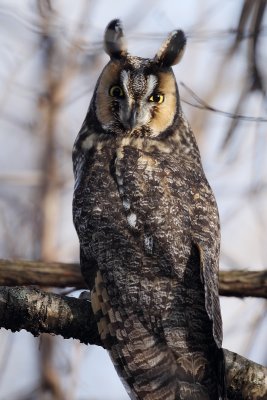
<box><xmin>120</xmin><ymin>70</ymin><xmax>130</xmax><ymax>96</ymax></box>
<box><xmin>145</xmin><ymin>74</ymin><xmax>158</xmax><ymax>97</ymax></box>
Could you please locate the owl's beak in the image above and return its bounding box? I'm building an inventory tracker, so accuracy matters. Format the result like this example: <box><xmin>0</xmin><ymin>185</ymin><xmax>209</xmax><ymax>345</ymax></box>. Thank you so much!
<box><xmin>127</xmin><ymin>107</ymin><xmax>137</xmax><ymax>131</ymax></box>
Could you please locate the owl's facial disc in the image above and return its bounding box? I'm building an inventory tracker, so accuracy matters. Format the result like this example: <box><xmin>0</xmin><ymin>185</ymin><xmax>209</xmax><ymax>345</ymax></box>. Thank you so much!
<box><xmin>95</xmin><ymin>58</ymin><xmax>177</xmax><ymax>137</ymax></box>
<box><xmin>116</xmin><ymin>70</ymin><xmax>161</xmax><ymax>132</ymax></box>
<box><xmin>107</xmin><ymin>70</ymin><xmax>155</xmax><ymax>132</ymax></box>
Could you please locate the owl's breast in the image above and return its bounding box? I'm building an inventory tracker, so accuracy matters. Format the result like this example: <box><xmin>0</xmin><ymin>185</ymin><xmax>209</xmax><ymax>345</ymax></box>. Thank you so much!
<box><xmin>73</xmin><ymin>144</ymin><xmax>121</xmax><ymax>238</ymax></box>
<box><xmin>114</xmin><ymin>143</ymin><xmax>193</xmax><ymax>226</ymax></box>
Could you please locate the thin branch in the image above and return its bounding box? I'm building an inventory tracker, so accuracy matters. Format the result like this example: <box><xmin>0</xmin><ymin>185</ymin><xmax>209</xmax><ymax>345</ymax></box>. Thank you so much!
<box><xmin>249</xmin><ymin>0</ymin><xmax>266</xmax><ymax>92</ymax></box>
<box><xmin>0</xmin><ymin>259</ymin><xmax>83</xmax><ymax>288</ymax></box>
<box><xmin>0</xmin><ymin>286</ymin><xmax>266</xmax><ymax>400</ymax></box>
<box><xmin>231</xmin><ymin>0</ymin><xmax>266</xmax><ymax>93</ymax></box>
<box><xmin>233</xmin><ymin>0</ymin><xmax>254</xmax><ymax>47</ymax></box>
<box><xmin>219</xmin><ymin>270</ymin><xmax>267</xmax><ymax>298</ymax></box>
<box><xmin>181</xmin><ymin>82</ymin><xmax>267</xmax><ymax>123</ymax></box>
<box><xmin>0</xmin><ymin>259</ymin><xmax>266</xmax><ymax>298</ymax></box>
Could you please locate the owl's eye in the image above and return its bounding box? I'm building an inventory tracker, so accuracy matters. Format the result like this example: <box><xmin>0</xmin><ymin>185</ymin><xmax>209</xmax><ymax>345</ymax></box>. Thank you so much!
<box><xmin>148</xmin><ymin>93</ymin><xmax>164</xmax><ymax>104</ymax></box>
<box><xmin>109</xmin><ymin>85</ymin><xmax>124</xmax><ymax>98</ymax></box>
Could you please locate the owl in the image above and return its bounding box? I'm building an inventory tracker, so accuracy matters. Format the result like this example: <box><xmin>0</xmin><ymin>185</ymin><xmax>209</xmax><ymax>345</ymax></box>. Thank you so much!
<box><xmin>73</xmin><ymin>19</ymin><xmax>226</xmax><ymax>400</ymax></box>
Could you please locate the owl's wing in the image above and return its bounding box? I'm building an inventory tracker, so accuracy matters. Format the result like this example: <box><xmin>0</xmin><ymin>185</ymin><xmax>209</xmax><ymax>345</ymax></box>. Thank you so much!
<box><xmin>170</xmin><ymin>154</ymin><xmax>222</xmax><ymax>348</ymax></box>
<box><xmin>190</xmin><ymin>177</ymin><xmax>222</xmax><ymax>348</ymax></box>
<box><xmin>80</xmin><ymin>245</ymin><xmax>98</xmax><ymax>290</ymax></box>
<box><xmin>162</xmin><ymin>148</ymin><xmax>223</xmax><ymax>348</ymax></box>
<box><xmin>115</xmin><ymin>146</ymin><xmax>223</xmax><ymax>348</ymax></box>
<box><xmin>193</xmin><ymin>240</ymin><xmax>222</xmax><ymax>348</ymax></box>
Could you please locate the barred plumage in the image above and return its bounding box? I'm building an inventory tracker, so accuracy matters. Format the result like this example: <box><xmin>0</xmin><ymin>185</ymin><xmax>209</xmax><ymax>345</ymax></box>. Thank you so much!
<box><xmin>73</xmin><ymin>19</ymin><xmax>226</xmax><ymax>399</ymax></box>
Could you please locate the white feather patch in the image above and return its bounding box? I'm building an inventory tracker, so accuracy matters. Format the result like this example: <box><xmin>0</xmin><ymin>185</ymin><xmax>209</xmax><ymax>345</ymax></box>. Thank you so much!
<box><xmin>121</xmin><ymin>70</ymin><xmax>130</xmax><ymax>95</ymax></box>
<box><xmin>144</xmin><ymin>234</ymin><xmax>153</xmax><ymax>254</ymax></box>
<box><xmin>81</xmin><ymin>134</ymin><xmax>97</xmax><ymax>150</ymax></box>
<box><xmin>127</xmin><ymin>212</ymin><xmax>137</xmax><ymax>228</ymax></box>
<box><xmin>122</xmin><ymin>197</ymin><xmax>131</xmax><ymax>211</ymax></box>
<box><xmin>116</xmin><ymin>175</ymin><xmax>123</xmax><ymax>186</ymax></box>
<box><xmin>145</xmin><ymin>75</ymin><xmax>158</xmax><ymax>97</ymax></box>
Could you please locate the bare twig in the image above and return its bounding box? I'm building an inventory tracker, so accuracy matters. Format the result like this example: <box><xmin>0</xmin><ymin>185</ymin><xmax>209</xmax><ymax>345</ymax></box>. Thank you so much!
<box><xmin>232</xmin><ymin>0</ymin><xmax>266</xmax><ymax>92</ymax></box>
<box><xmin>181</xmin><ymin>82</ymin><xmax>267</xmax><ymax>123</ymax></box>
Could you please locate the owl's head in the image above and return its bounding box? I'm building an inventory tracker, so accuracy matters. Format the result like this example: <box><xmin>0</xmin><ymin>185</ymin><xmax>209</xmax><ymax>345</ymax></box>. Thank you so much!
<box><xmin>93</xmin><ymin>19</ymin><xmax>186</xmax><ymax>138</ymax></box>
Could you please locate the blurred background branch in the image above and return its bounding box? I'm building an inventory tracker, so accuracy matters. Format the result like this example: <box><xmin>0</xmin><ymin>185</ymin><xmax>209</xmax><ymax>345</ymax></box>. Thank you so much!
<box><xmin>0</xmin><ymin>259</ymin><xmax>266</xmax><ymax>298</ymax></box>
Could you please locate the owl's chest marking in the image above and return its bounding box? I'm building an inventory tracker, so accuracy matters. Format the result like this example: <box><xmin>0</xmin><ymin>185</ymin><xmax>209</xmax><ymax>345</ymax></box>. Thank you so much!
<box><xmin>115</xmin><ymin>167</ymin><xmax>138</xmax><ymax>230</ymax></box>
<box><xmin>114</xmin><ymin>142</ymin><xmax>139</xmax><ymax>231</ymax></box>
<box><xmin>114</xmin><ymin>140</ymin><xmax>160</xmax><ymax>254</ymax></box>
<box><xmin>144</xmin><ymin>233</ymin><xmax>154</xmax><ymax>254</ymax></box>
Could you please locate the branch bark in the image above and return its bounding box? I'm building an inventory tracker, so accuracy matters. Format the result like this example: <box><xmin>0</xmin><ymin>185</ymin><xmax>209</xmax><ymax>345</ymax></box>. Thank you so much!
<box><xmin>219</xmin><ymin>269</ymin><xmax>267</xmax><ymax>298</ymax></box>
<box><xmin>0</xmin><ymin>259</ymin><xmax>83</xmax><ymax>288</ymax></box>
<box><xmin>0</xmin><ymin>285</ymin><xmax>101</xmax><ymax>345</ymax></box>
<box><xmin>0</xmin><ymin>259</ymin><xmax>266</xmax><ymax>298</ymax></box>
<box><xmin>0</xmin><ymin>286</ymin><xmax>266</xmax><ymax>400</ymax></box>
<box><xmin>224</xmin><ymin>349</ymin><xmax>267</xmax><ymax>400</ymax></box>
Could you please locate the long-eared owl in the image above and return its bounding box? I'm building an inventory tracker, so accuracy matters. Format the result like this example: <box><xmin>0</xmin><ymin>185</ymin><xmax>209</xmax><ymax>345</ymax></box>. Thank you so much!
<box><xmin>73</xmin><ymin>19</ymin><xmax>226</xmax><ymax>400</ymax></box>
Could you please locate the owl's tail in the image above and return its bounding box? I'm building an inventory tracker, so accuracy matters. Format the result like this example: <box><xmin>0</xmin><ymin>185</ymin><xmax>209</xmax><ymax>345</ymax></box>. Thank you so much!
<box><xmin>91</xmin><ymin>270</ymin><xmax>226</xmax><ymax>399</ymax></box>
<box><xmin>91</xmin><ymin>271</ymin><xmax>180</xmax><ymax>399</ymax></box>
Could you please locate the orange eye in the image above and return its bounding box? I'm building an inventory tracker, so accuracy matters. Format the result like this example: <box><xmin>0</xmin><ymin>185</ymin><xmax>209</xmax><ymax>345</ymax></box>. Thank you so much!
<box><xmin>148</xmin><ymin>93</ymin><xmax>164</xmax><ymax>104</ymax></box>
<box><xmin>109</xmin><ymin>85</ymin><xmax>124</xmax><ymax>98</ymax></box>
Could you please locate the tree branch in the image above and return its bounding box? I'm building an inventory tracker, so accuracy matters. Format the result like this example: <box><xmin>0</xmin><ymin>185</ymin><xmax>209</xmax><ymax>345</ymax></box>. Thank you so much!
<box><xmin>0</xmin><ymin>259</ymin><xmax>83</xmax><ymax>288</ymax></box>
<box><xmin>219</xmin><ymin>270</ymin><xmax>267</xmax><ymax>298</ymax></box>
<box><xmin>0</xmin><ymin>286</ymin><xmax>266</xmax><ymax>400</ymax></box>
<box><xmin>224</xmin><ymin>349</ymin><xmax>267</xmax><ymax>400</ymax></box>
<box><xmin>0</xmin><ymin>285</ymin><xmax>101</xmax><ymax>345</ymax></box>
<box><xmin>0</xmin><ymin>259</ymin><xmax>266</xmax><ymax>298</ymax></box>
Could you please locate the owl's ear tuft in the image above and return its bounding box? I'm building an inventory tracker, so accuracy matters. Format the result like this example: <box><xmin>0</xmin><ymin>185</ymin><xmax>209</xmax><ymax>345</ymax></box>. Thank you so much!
<box><xmin>104</xmin><ymin>19</ymin><xmax>127</xmax><ymax>59</ymax></box>
<box><xmin>154</xmin><ymin>30</ymin><xmax>186</xmax><ymax>68</ymax></box>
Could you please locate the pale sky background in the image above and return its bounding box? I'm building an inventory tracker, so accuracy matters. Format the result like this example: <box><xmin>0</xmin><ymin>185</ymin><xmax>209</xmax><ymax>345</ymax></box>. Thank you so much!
<box><xmin>0</xmin><ymin>1</ymin><xmax>266</xmax><ymax>399</ymax></box>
